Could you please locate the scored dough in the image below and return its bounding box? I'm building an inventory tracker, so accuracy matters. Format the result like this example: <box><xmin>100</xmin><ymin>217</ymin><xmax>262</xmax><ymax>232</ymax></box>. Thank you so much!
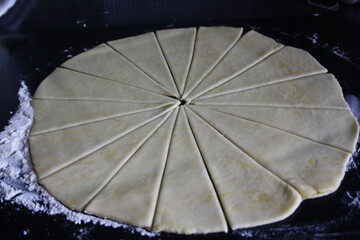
<box><xmin>30</xmin><ymin>105</ymin><xmax>176</xmax><ymax>179</ymax></box>
<box><xmin>108</xmin><ymin>32</ymin><xmax>179</xmax><ymax>95</ymax></box>
<box><xmin>192</xmin><ymin>74</ymin><xmax>350</xmax><ymax>109</ymax></box>
<box><xmin>190</xmin><ymin>45</ymin><xmax>327</xmax><ymax>101</ymax></box>
<box><xmin>61</xmin><ymin>44</ymin><xmax>175</xmax><ymax>96</ymax></box>
<box><xmin>85</xmin><ymin>109</ymin><xmax>179</xmax><ymax>228</ymax></box>
<box><xmin>185</xmin><ymin>30</ymin><xmax>284</xmax><ymax>100</ymax></box>
<box><xmin>34</xmin><ymin>68</ymin><xmax>178</xmax><ymax>103</ymax></box>
<box><xmin>196</xmin><ymin>105</ymin><xmax>358</xmax><ymax>153</ymax></box>
<box><xmin>189</xmin><ymin>105</ymin><xmax>353</xmax><ymax>199</ymax></box>
<box><xmin>156</xmin><ymin>27</ymin><xmax>196</xmax><ymax>95</ymax></box>
<box><xmin>29</xmin><ymin>27</ymin><xmax>359</xmax><ymax>234</ymax></box>
<box><xmin>31</xmin><ymin>100</ymin><xmax>174</xmax><ymax>135</ymax></box>
<box><xmin>185</xmin><ymin>107</ymin><xmax>302</xmax><ymax>229</ymax></box>
<box><xmin>40</xmin><ymin>110</ymin><xmax>173</xmax><ymax>211</ymax></box>
<box><xmin>152</xmin><ymin>107</ymin><xmax>227</xmax><ymax>234</ymax></box>
<box><xmin>182</xmin><ymin>26</ymin><xmax>243</xmax><ymax>97</ymax></box>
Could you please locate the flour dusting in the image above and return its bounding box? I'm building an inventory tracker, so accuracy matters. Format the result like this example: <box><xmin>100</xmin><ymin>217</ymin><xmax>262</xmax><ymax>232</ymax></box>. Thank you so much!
<box><xmin>345</xmin><ymin>191</ymin><xmax>360</xmax><ymax>208</ymax></box>
<box><xmin>346</xmin><ymin>94</ymin><xmax>360</xmax><ymax>121</ymax></box>
<box><xmin>305</xmin><ymin>33</ymin><xmax>353</xmax><ymax>64</ymax></box>
<box><xmin>345</xmin><ymin>94</ymin><xmax>360</xmax><ymax>173</ymax></box>
<box><xmin>0</xmin><ymin>0</ymin><xmax>17</xmax><ymax>17</ymax></box>
<box><xmin>0</xmin><ymin>82</ymin><xmax>157</xmax><ymax>238</ymax></box>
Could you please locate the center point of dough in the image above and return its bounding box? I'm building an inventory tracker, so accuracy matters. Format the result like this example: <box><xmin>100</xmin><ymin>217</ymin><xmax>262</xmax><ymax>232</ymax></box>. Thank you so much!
<box><xmin>179</xmin><ymin>99</ymin><xmax>187</xmax><ymax>106</ymax></box>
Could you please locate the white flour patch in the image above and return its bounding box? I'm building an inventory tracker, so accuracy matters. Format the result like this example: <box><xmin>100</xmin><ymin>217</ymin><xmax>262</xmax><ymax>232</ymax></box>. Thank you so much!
<box><xmin>346</xmin><ymin>154</ymin><xmax>359</xmax><ymax>173</ymax></box>
<box><xmin>330</xmin><ymin>46</ymin><xmax>351</xmax><ymax>61</ymax></box>
<box><xmin>344</xmin><ymin>191</ymin><xmax>360</xmax><ymax>208</ymax></box>
<box><xmin>233</xmin><ymin>222</ymin><xmax>333</xmax><ymax>240</ymax></box>
<box><xmin>346</xmin><ymin>94</ymin><xmax>360</xmax><ymax>121</ymax></box>
<box><xmin>0</xmin><ymin>0</ymin><xmax>17</xmax><ymax>17</ymax></box>
<box><xmin>345</xmin><ymin>94</ymin><xmax>360</xmax><ymax>173</ymax></box>
<box><xmin>0</xmin><ymin>82</ymin><xmax>157</xmax><ymax>238</ymax></box>
<box><xmin>235</xmin><ymin>230</ymin><xmax>253</xmax><ymax>238</ymax></box>
<box><xmin>305</xmin><ymin>33</ymin><xmax>353</xmax><ymax>64</ymax></box>
<box><xmin>76</xmin><ymin>19</ymin><xmax>87</xmax><ymax>28</ymax></box>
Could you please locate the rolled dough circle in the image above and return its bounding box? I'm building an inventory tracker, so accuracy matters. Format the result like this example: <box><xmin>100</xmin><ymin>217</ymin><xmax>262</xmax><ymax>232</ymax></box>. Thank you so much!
<box><xmin>29</xmin><ymin>27</ymin><xmax>359</xmax><ymax>234</ymax></box>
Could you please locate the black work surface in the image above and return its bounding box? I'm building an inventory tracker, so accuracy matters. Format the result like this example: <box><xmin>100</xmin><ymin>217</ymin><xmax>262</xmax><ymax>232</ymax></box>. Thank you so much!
<box><xmin>1</xmin><ymin>1</ymin><xmax>360</xmax><ymax>239</ymax></box>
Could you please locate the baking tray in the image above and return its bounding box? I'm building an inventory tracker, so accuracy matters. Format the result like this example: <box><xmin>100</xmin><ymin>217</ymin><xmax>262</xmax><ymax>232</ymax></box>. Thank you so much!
<box><xmin>1</xmin><ymin>1</ymin><xmax>360</xmax><ymax>239</ymax></box>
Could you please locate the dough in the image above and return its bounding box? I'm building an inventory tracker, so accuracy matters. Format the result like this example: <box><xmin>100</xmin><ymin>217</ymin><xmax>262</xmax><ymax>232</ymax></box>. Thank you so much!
<box><xmin>182</xmin><ymin>26</ymin><xmax>242</xmax><ymax>98</ymax></box>
<box><xmin>108</xmin><ymin>32</ymin><xmax>179</xmax><ymax>95</ymax></box>
<box><xmin>184</xmin><ymin>30</ymin><xmax>284</xmax><ymax>100</ymax></box>
<box><xmin>29</xmin><ymin>27</ymin><xmax>359</xmax><ymax>234</ymax></box>
<box><xmin>157</xmin><ymin>28</ymin><xmax>196</xmax><ymax>95</ymax></box>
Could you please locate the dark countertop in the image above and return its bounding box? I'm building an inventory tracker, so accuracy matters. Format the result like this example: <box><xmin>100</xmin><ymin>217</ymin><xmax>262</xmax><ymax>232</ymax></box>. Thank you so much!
<box><xmin>1</xmin><ymin>1</ymin><xmax>360</xmax><ymax>239</ymax></box>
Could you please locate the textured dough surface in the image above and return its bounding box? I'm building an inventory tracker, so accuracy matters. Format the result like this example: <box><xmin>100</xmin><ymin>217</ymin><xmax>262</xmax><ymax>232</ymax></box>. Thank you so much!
<box><xmin>61</xmin><ymin>44</ymin><xmax>175</xmax><ymax>96</ymax></box>
<box><xmin>30</xmin><ymin>27</ymin><xmax>359</xmax><ymax>234</ymax></box>
<box><xmin>108</xmin><ymin>32</ymin><xmax>179</xmax><ymax>95</ymax></box>
<box><xmin>85</xmin><ymin>109</ymin><xmax>178</xmax><ymax>228</ymax></box>
<box><xmin>152</xmin><ymin>107</ymin><xmax>227</xmax><ymax>234</ymax></box>
<box><xmin>156</xmin><ymin>28</ymin><xmax>196</xmax><ymax>95</ymax></box>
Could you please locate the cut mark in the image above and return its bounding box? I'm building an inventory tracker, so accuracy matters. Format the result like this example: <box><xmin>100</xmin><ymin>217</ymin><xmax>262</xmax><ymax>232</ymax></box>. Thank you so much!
<box><xmin>38</xmin><ymin>107</ymin><xmax>176</xmax><ymax>180</ymax></box>
<box><xmin>81</xmin><ymin>111</ymin><xmax>174</xmax><ymax>211</ymax></box>
<box><xmin>59</xmin><ymin>66</ymin><xmax>175</xmax><ymax>98</ymax></box>
<box><xmin>193</xmin><ymin>71</ymin><xmax>326</xmax><ymax>102</ymax></box>
<box><xmin>187</xmin><ymin>44</ymin><xmax>284</xmax><ymax>101</ymax></box>
<box><xmin>185</xmin><ymin>107</ymin><xmax>231</xmax><ymax>231</ymax></box>
<box><xmin>104</xmin><ymin>43</ymin><xmax>178</xmax><ymax>96</ymax></box>
<box><xmin>200</xmin><ymin>105</ymin><xmax>352</xmax><ymax>153</ymax></box>
<box><xmin>186</xmin><ymin>106</ymin><xmax>303</xmax><ymax>197</ymax></box>
<box><xmin>150</xmin><ymin>109</ymin><xmax>180</xmax><ymax>231</ymax></box>
<box><xmin>182</xmin><ymin>28</ymin><xmax>243</xmax><ymax>99</ymax></box>
<box><xmin>154</xmin><ymin>31</ymin><xmax>181</xmax><ymax>96</ymax></box>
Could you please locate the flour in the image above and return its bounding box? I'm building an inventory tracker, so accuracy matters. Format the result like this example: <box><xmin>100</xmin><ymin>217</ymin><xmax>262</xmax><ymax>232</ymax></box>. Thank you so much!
<box><xmin>345</xmin><ymin>94</ymin><xmax>360</xmax><ymax>173</ymax></box>
<box><xmin>0</xmin><ymin>0</ymin><xmax>17</xmax><ymax>17</ymax></box>
<box><xmin>305</xmin><ymin>33</ymin><xmax>354</xmax><ymax>65</ymax></box>
<box><xmin>0</xmin><ymin>82</ymin><xmax>157</xmax><ymax>238</ymax></box>
<box><xmin>346</xmin><ymin>94</ymin><xmax>360</xmax><ymax>121</ymax></box>
<box><xmin>345</xmin><ymin>191</ymin><xmax>360</xmax><ymax>208</ymax></box>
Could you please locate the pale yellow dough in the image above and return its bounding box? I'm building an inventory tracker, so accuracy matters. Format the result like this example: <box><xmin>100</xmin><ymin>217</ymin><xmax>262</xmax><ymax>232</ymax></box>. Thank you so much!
<box><xmin>29</xmin><ymin>27</ymin><xmax>359</xmax><ymax>234</ymax></box>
